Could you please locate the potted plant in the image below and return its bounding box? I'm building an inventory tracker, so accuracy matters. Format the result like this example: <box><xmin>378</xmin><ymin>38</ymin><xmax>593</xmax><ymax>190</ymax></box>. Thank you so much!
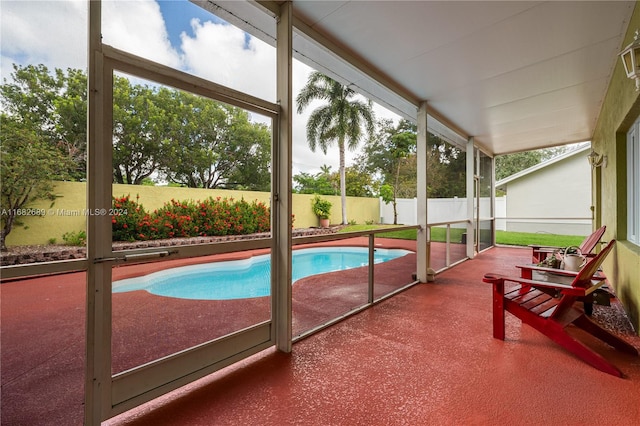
<box><xmin>312</xmin><ymin>195</ymin><xmax>332</xmax><ymax>228</ymax></box>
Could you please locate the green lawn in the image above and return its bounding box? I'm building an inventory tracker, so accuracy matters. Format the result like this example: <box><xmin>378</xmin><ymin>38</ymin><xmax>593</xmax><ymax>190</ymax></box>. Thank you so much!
<box><xmin>338</xmin><ymin>224</ymin><xmax>584</xmax><ymax>248</ymax></box>
<box><xmin>495</xmin><ymin>230</ymin><xmax>583</xmax><ymax>247</ymax></box>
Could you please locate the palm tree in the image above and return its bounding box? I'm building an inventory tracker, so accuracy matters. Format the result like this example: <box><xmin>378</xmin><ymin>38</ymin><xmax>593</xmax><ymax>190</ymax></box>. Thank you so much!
<box><xmin>296</xmin><ymin>72</ymin><xmax>375</xmax><ymax>224</ymax></box>
<box><xmin>319</xmin><ymin>164</ymin><xmax>333</xmax><ymax>176</ymax></box>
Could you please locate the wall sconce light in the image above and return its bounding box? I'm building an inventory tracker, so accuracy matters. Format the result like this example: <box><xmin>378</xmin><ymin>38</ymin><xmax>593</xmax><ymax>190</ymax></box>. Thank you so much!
<box><xmin>587</xmin><ymin>150</ymin><xmax>607</xmax><ymax>168</ymax></box>
<box><xmin>620</xmin><ymin>29</ymin><xmax>640</xmax><ymax>91</ymax></box>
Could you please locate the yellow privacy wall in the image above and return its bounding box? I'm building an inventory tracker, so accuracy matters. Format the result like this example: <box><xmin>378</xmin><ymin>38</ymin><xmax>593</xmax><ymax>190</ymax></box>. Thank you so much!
<box><xmin>4</xmin><ymin>181</ymin><xmax>379</xmax><ymax>246</ymax></box>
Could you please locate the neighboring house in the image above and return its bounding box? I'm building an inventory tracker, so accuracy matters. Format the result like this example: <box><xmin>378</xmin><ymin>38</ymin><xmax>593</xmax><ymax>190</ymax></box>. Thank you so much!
<box><xmin>496</xmin><ymin>145</ymin><xmax>592</xmax><ymax>236</ymax></box>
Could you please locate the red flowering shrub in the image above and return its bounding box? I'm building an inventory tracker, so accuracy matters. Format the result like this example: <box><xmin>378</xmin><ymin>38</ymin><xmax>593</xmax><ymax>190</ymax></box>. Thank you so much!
<box><xmin>154</xmin><ymin>199</ymin><xmax>199</xmax><ymax>238</ymax></box>
<box><xmin>112</xmin><ymin>195</ymin><xmax>148</xmax><ymax>242</ymax></box>
<box><xmin>111</xmin><ymin>195</ymin><xmax>271</xmax><ymax>241</ymax></box>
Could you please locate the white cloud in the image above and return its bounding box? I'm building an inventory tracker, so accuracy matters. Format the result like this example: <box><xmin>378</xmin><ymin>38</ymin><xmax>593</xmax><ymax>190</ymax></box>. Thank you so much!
<box><xmin>102</xmin><ymin>0</ymin><xmax>181</xmax><ymax>69</ymax></box>
<box><xmin>0</xmin><ymin>0</ymin><xmax>87</xmax><ymax>81</ymax></box>
<box><xmin>180</xmin><ymin>19</ymin><xmax>276</xmax><ymax>102</ymax></box>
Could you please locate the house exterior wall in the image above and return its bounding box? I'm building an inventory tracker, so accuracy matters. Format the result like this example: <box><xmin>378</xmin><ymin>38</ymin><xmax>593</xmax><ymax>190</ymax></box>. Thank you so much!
<box><xmin>504</xmin><ymin>151</ymin><xmax>592</xmax><ymax>235</ymax></box>
<box><xmin>592</xmin><ymin>1</ymin><xmax>640</xmax><ymax>334</ymax></box>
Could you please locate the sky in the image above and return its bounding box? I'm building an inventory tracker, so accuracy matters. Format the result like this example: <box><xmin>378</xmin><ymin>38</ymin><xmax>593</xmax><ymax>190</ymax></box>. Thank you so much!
<box><xmin>0</xmin><ymin>0</ymin><xmax>400</xmax><ymax>176</ymax></box>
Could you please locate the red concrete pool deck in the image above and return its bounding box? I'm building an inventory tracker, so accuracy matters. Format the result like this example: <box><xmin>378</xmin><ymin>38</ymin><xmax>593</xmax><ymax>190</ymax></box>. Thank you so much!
<box><xmin>2</xmin><ymin>244</ymin><xmax>640</xmax><ymax>425</ymax></box>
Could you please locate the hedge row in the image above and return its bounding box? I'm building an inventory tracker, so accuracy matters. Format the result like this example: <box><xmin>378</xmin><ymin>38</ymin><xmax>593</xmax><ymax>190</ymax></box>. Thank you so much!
<box><xmin>112</xmin><ymin>195</ymin><xmax>270</xmax><ymax>242</ymax></box>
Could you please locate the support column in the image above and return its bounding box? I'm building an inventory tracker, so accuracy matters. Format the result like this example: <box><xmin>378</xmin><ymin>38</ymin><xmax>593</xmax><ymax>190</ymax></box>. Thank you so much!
<box><xmin>85</xmin><ymin>0</ymin><xmax>113</xmax><ymax>423</ymax></box>
<box><xmin>592</xmin><ymin>165</ymin><xmax>602</xmax><ymax>232</ymax></box>
<box><xmin>274</xmin><ymin>0</ymin><xmax>293</xmax><ymax>352</ymax></box>
<box><xmin>490</xmin><ymin>152</ymin><xmax>496</xmax><ymax>247</ymax></box>
<box><xmin>416</xmin><ymin>102</ymin><xmax>432</xmax><ymax>282</ymax></box>
<box><xmin>466</xmin><ymin>137</ymin><xmax>476</xmax><ymax>259</ymax></box>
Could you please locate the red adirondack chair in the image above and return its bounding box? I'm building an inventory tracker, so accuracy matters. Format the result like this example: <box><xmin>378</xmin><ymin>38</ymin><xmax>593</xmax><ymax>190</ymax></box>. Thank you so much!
<box><xmin>483</xmin><ymin>239</ymin><xmax>639</xmax><ymax>377</ymax></box>
<box><xmin>529</xmin><ymin>225</ymin><xmax>606</xmax><ymax>263</ymax></box>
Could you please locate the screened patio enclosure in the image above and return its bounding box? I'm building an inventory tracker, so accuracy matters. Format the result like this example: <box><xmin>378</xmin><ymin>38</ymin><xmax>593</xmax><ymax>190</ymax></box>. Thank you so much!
<box><xmin>81</xmin><ymin>3</ymin><xmax>495</xmax><ymax>421</ymax></box>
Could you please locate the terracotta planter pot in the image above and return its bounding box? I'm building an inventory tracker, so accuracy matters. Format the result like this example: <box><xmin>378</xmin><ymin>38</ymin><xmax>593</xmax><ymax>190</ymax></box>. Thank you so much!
<box><xmin>319</xmin><ymin>218</ymin><xmax>330</xmax><ymax>228</ymax></box>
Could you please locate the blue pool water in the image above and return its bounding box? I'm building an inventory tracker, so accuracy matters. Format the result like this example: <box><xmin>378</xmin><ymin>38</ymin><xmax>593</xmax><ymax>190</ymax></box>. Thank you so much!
<box><xmin>112</xmin><ymin>247</ymin><xmax>411</xmax><ymax>300</ymax></box>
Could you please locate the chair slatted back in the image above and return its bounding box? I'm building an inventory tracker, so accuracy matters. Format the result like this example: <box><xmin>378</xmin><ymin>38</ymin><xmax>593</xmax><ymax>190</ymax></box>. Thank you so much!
<box><xmin>572</xmin><ymin>239</ymin><xmax>615</xmax><ymax>289</ymax></box>
<box><xmin>578</xmin><ymin>226</ymin><xmax>606</xmax><ymax>254</ymax></box>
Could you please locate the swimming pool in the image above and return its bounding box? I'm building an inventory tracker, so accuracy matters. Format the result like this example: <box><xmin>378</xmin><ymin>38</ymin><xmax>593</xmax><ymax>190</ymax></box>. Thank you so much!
<box><xmin>112</xmin><ymin>246</ymin><xmax>412</xmax><ymax>300</ymax></box>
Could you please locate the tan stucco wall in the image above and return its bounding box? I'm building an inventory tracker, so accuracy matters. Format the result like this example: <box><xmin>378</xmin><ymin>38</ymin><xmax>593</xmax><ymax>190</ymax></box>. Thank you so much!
<box><xmin>591</xmin><ymin>1</ymin><xmax>640</xmax><ymax>334</ymax></box>
<box><xmin>5</xmin><ymin>182</ymin><xmax>379</xmax><ymax>246</ymax></box>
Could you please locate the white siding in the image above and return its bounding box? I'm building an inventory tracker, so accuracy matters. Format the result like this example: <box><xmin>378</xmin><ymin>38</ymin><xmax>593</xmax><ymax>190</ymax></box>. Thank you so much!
<box><xmin>504</xmin><ymin>151</ymin><xmax>592</xmax><ymax>235</ymax></box>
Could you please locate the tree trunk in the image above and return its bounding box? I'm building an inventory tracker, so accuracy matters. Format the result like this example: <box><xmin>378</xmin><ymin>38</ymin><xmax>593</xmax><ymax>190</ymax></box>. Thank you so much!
<box><xmin>393</xmin><ymin>159</ymin><xmax>401</xmax><ymax>225</ymax></box>
<box><xmin>1</xmin><ymin>214</ymin><xmax>16</xmax><ymax>251</ymax></box>
<box><xmin>114</xmin><ymin>168</ymin><xmax>124</xmax><ymax>184</ymax></box>
<box><xmin>339</xmin><ymin>138</ymin><xmax>347</xmax><ymax>225</ymax></box>
<box><xmin>392</xmin><ymin>199</ymin><xmax>398</xmax><ymax>225</ymax></box>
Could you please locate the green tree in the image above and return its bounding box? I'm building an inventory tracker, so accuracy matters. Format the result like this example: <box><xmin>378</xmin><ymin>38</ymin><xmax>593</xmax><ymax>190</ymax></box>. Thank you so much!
<box><xmin>343</xmin><ymin>165</ymin><xmax>376</xmax><ymax>198</ymax></box>
<box><xmin>361</xmin><ymin>121</ymin><xmax>466</xmax><ymax>202</ymax></box>
<box><xmin>379</xmin><ymin>184</ymin><xmax>394</xmax><ymax>205</ymax></box>
<box><xmin>0</xmin><ymin>63</ymin><xmax>272</xmax><ymax>189</ymax></box>
<box><xmin>0</xmin><ymin>64</ymin><xmax>61</xmax><ymax>137</ymax></box>
<box><xmin>162</xmin><ymin>90</ymin><xmax>271</xmax><ymax>189</ymax></box>
<box><xmin>361</xmin><ymin>119</ymin><xmax>416</xmax><ymax>224</ymax></box>
<box><xmin>296</xmin><ymin>72</ymin><xmax>375</xmax><ymax>224</ymax></box>
<box><xmin>0</xmin><ymin>115</ymin><xmax>72</xmax><ymax>250</ymax></box>
<box><xmin>1</xmin><ymin>63</ymin><xmax>87</xmax><ymax>180</ymax></box>
<box><xmin>51</xmin><ymin>68</ymin><xmax>87</xmax><ymax>180</ymax></box>
<box><xmin>219</xmin><ymin>110</ymin><xmax>271</xmax><ymax>191</ymax></box>
<box><xmin>162</xmin><ymin>90</ymin><xmax>230</xmax><ymax>188</ymax></box>
<box><xmin>112</xmin><ymin>77</ymin><xmax>168</xmax><ymax>185</ymax></box>
<box><xmin>495</xmin><ymin>150</ymin><xmax>543</xmax><ymax>181</ymax></box>
<box><xmin>293</xmin><ymin>171</ymin><xmax>336</xmax><ymax>195</ymax></box>
<box><xmin>426</xmin><ymin>134</ymin><xmax>466</xmax><ymax>198</ymax></box>
<box><xmin>293</xmin><ymin>164</ymin><xmax>339</xmax><ymax>195</ymax></box>
<box><xmin>495</xmin><ymin>147</ymin><xmax>568</xmax><ymax>181</ymax></box>
<box><xmin>294</xmin><ymin>164</ymin><xmax>374</xmax><ymax>197</ymax></box>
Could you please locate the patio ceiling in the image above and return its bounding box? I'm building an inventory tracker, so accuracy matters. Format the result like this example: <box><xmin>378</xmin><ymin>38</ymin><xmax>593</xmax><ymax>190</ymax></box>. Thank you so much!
<box><xmin>198</xmin><ymin>1</ymin><xmax>634</xmax><ymax>155</ymax></box>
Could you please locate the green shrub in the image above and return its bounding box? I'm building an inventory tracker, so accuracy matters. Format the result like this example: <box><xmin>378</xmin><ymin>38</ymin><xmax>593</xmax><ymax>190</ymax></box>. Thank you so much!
<box><xmin>62</xmin><ymin>230</ymin><xmax>86</xmax><ymax>246</ymax></box>
<box><xmin>311</xmin><ymin>195</ymin><xmax>332</xmax><ymax>219</ymax></box>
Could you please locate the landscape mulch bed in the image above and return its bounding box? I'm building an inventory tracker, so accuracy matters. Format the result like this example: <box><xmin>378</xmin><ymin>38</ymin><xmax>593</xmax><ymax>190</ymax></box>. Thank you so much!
<box><xmin>0</xmin><ymin>227</ymin><xmax>339</xmax><ymax>266</ymax></box>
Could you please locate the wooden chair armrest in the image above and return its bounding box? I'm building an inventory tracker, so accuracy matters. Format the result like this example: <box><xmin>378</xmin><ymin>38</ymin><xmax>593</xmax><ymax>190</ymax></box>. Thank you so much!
<box><xmin>584</xmin><ymin>279</ymin><xmax>609</xmax><ymax>295</ymax></box>
<box><xmin>483</xmin><ymin>273</ymin><xmax>586</xmax><ymax>296</ymax></box>
<box><xmin>517</xmin><ymin>264</ymin><xmax>577</xmax><ymax>276</ymax></box>
<box><xmin>529</xmin><ymin>247</ymin><xmax>598</xmax><ymax>257</ymax></box>
<box><xmin>516</xmin><ymin>264</ymin><xmax>606</xmax><ymax>280</ymax></box>
<box><xmin>528</xmin><ymin>244</ymin><xmax>561</xmax><ymax>251</ymax></box>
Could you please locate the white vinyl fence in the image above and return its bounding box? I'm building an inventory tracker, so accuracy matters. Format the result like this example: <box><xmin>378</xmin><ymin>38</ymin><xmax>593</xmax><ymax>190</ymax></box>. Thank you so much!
<box><xmin>379</xmin><ymin>197</ymin><xmax>507</xmax><ymax>230</ymax></box>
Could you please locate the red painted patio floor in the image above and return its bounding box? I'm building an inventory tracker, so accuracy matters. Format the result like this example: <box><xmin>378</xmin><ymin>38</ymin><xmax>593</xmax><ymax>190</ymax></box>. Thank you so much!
<box><xmin>3</xmin><ymin>245</ymin><xmax>640</xmax><ymax>425</ymax></box>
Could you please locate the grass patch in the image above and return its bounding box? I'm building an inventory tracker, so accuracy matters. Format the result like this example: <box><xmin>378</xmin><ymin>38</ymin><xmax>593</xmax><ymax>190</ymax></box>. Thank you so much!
<box><xmin>379</xmin><ymin>228</ymin><xmax>418</xmax><ymax>239</ymax></box>
<box><xmin>495</xmin><ymin>231</ymin><xmax>583</xmax><ymax>247</ymax></box>
<box><xmin>339</xmin><ymin>225</ymin><xmax>465</xmax><ymax>243</ymax></box>
<box><xmin>338</xmin><ymin>224</ymin><xmax>417</xmax><ymax>239</ymax></box>
<box><xmin>337</xmin><ymin>224</ymin><xmax>395</xmax><ymax>233</ymax></box>
<box><xmin>432</xmin><ymin>227</ymin><xmax>466</xmax><ymax>243</ymax></box>
<box><xmin>339</xmin><ymin>224</ymin><xmax>585</xmax><ymax>247</ymax></box>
